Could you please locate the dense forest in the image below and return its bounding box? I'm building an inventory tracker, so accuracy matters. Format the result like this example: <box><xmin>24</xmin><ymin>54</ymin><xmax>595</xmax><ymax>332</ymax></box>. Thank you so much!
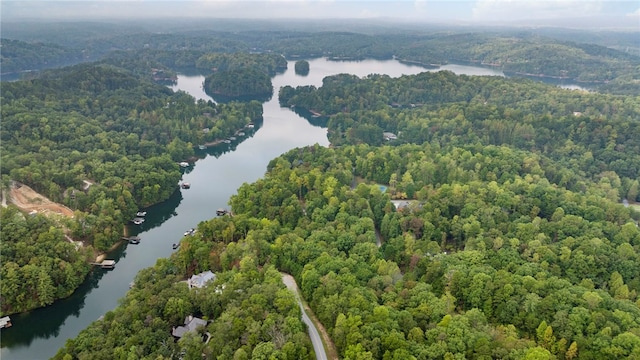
<box><xmin>295</xmin><ymin>60</ymin><xmax>310</xmax><ymax>76</ymax></box>
<box><xmin>199</xmin><ymin>53</ymin><xmax>286</xmax><ymax>97</ymax></box>
<box><xmin>2</xmin><ymin>22</ymin><xmax>639</xmax><ymax>93</ymax></box>
<box><xmin>56</xmin><ymin>142</ymin><xmax>640</xmax><ymax>359</ymax></box>
<box><xmin>280</xmin><ymin>71</ymin><xmax>640</xmax><ymax>203</ymax></box>
<box><xmin>55</xmin><ymin>260</ymin><xmax>314</xmax><ymax>359</ymax></box>
<box><xmin>204</xmin><ymin>68</ymin><xmax>274</xmax><ymax>100</ymax></box>
<box><xmin>0</xmin><ymin>38</ymin><xmax>84</xmax><ymax>75</ymax></box>
<box><xmin>195</xmin><ymin>53</ymin><xmax>287</xmax><ymax>75</ymax></box>
<box><xmin>0</xmin><ymin>206</ymin><xmax>93</xmax><ymax>314</ymax></box>
<box><xmin>2</xmin><ymin>19</ymin><xmax>640</xmax><ymax>359</ymax></box>
<box><xmin>0</xmin><ymin>58</ymin><xmax>263</xmax><ymax>315</ymax></box>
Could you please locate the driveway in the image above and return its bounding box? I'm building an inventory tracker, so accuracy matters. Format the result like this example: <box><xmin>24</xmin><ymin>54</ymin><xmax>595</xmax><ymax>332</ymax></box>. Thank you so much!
<box><xmin>281</xmin><ymin>273</ymin><xmax>329</xmax><ymax>360</ymax></box>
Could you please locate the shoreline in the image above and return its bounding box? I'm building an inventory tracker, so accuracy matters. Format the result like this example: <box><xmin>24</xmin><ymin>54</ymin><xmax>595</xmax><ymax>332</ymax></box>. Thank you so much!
<box><xmin>94</xmin><ymin>239</ymin><xmax>124</xmax><ymax>263</ymax></box>
<box><xmin>197</xmin><ymin>121</ymin><xmax>260</xmax><ymax>148</ymax></box>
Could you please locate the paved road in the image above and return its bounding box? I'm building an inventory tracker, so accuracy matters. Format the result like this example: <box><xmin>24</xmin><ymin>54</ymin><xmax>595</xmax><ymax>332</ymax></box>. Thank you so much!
<box><xmin>282</xmin><ymin>274</ymin><xmax>328</xmax><ymax>360</ymax></box>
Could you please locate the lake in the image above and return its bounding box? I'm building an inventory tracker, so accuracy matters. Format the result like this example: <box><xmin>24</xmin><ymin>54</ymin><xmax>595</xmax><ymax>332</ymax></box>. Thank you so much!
<box><xmin>0</xmin><ymin>57</ymin><xmax>562</xmax><ymax>359</ymax></box>
<box><xmin>0</xmin><ymin>57</ymin><xmax>423</xmax><ymax>360</ymax></box>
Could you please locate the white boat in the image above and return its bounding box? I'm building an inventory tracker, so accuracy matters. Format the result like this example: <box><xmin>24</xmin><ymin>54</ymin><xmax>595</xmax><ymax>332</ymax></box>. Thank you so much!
<box><xmin>136</xmin><ymin>211</ymin><xmax>147</xmax><ymax>217</ymax></box>
<box><xmin>0</xmin><ymin>316</ymin><xmax>12</xmax><ymax>329</ymax></box>
<box><xmin>132</xmin><ymin>217</ymin><xmax>145</xmax><ymax>225</ymax></box>
<box><xmin>179</xmin><ymin>162</ymin><xmax>189</xmax><ymax>167</ymax></box>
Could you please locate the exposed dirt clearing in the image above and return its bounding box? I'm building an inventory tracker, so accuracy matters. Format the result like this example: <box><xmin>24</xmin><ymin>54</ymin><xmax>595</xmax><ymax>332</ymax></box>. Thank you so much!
<box><xmin>9</xmin><ymin>183</ymin><xmax>75</xmax><ymax>218</ymax></box>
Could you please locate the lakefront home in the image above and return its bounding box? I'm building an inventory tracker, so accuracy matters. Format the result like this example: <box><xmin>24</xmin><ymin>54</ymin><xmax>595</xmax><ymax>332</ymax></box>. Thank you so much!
<box><xmin>172</xmin><ymin>315</ymin><xmax>207</xmax><ymax>339</ymax></box>
<box><xmin>188</xmin><ymin>271</ymin><xmax>216</xmax><ymax>289</ymax></box>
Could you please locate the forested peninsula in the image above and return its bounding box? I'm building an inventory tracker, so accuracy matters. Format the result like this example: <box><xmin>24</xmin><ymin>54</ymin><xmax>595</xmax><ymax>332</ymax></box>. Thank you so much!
<box><xmin>280</xmin><ymin>71</ymin><xmax>640</xmax><ymax>199</ymax></box>
<box><xmin>1</xmin><ymin>19</ymin><xmax>639</xmax><ymax>359</ymax></box>
<box><xmin>56</xmin><ymin>142</ymin><xmax>640</xmax><ymax>359</ymax></box>
<box><xmin>3</xmin><ymin>25</ymin><xmax>639</xmax><ymax>93</ymax></box>
<box><xmin>0</xmin><ymin>57</ymin><xmax>263</xmax><ymax>315</ymax></box>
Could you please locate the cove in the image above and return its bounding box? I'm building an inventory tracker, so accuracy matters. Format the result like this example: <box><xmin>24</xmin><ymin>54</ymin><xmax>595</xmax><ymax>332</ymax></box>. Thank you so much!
<box><xmin>2</xmin><ymin>56</ymin><xmax>540</xmax><ymax>359</ymax></box>
<box><xmin>0</xmin><ymin>57</ymin><xmax>428</xmax><ymax>360</ymax></box>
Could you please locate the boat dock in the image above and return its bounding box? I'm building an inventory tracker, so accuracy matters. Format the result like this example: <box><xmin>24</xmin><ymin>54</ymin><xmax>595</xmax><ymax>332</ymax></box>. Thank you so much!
<box><xmin>0</xmin><ymin>316</ymin><xmax>12</xmax><ymax>329</ymax></box>
<box><xmin>122</xmin><ymin>236</ymin><xmax>141</xmax><ymax>244</ymax></box>
<box><xmin>216</xmin><ymin>208</ymin><xmax>229</xmax><ymax>216</ymax></box>
<box><xmin>91</xmin><ymin>260</ymin><xmax>116</xmax><ymax>269</ymax></box>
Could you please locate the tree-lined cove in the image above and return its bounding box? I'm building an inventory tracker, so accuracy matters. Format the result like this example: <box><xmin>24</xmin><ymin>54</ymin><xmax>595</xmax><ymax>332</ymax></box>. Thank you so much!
<box><xmin>0</xmin><ymin>57</ymin><xmax>428</xmax><ymax>360</ymax></box>
<box><xmin>1</xmin><ymin>28</ymin><xmax>639</xmax><ymax>359</ymax></box>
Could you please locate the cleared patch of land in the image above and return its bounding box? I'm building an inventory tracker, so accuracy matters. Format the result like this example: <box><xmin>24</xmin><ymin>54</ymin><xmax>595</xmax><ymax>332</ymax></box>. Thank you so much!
<box><xmin>8</xmin><ymin>182</ymin><xmax>75</xmax><ymax>218</ymax></box>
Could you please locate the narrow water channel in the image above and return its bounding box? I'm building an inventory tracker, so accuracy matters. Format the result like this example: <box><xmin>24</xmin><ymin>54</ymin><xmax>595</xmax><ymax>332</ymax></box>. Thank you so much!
<box><xmin>0</xmin><ymin>57</ymin><xmax>431</xmax><ymax>360</ymax></box>
<box><xmin>3</xmin><ymin>56</ymin><xmax>586</xmax><ymax>359</ymax></box>
<box><xmin>4</xmin><ymin>57</ymin><xmax>576</xmax><ymax>359</ymax></box>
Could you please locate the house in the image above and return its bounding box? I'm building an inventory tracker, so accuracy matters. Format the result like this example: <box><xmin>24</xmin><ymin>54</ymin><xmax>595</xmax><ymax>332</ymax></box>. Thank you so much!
<box><xmin>172</xmin><ymin>315</ymin><xmax>207</xmax><ymax>338</ymax></box>
<box><xmin>391</xmin><ymin>200</ymin><xmax>410</xmax><ymax>210</ymax></box>
<box><xmin>383</xmin><ymin>132</ymin><xmax>398</xmax><ymax>141</ymax></box>
<box><xmin>188</xmin><ymin>271</ymin><xmax>216</xmax><ymax>289</ymax></box>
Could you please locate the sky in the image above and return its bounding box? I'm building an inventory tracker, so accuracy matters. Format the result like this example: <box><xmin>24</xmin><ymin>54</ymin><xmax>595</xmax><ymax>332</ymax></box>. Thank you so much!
<box><xmin>2</xmin><ymin>0</ymin><xmax>639</xmax><ymax>29</ymax></box>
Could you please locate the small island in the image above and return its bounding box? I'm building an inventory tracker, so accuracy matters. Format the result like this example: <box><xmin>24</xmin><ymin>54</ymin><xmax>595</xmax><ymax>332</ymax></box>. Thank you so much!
<box><xmin>294</xmin><ymin>60</ymin><xmax>310</xmax><ymax>76</ymax></box>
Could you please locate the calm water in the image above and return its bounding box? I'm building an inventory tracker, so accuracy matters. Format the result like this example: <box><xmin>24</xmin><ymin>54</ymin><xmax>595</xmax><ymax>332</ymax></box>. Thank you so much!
<box><xmin>2</xmin><ymin>57</ymin><xmax>566</xmax><ymax>359</ymax></box>
<box><xmin>0</xmin><ymin>57</ymin><xmax>428</xmax><ymax>360</ymax></box>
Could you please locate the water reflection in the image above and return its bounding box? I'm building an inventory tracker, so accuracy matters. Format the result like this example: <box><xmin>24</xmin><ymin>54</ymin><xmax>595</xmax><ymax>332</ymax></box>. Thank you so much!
<box><xmin>128</xmin><ymin>190</ymin><xmax>184</xmax><ymax>234</ymax></box>
<box><xmin>209</xmin><ymin>92</ymin><xmax>273</xmax><ymax>104</ymax></box>
<box><xmin>288</xmin><ymin>107</ymin><xmax>329</xmax><ymax>128</ymax></box>
<box><xmin>0</xmin><ymin>189</ymin><xmax>183</xmax><ymax>353</ymax></box>
<box><xmin>1</xmin><ymin>263</ymin><xmax>111</xmax><ymax>348</ymax></box>
<box><xmin>193</xmin><ymin>118</ymin><xmax>263</xmax><ymax>159</ymax></box>
<box><xmin>0</xmin><ymin>57</ymin><xmax>450</xmax><ymax>359</ymax></box>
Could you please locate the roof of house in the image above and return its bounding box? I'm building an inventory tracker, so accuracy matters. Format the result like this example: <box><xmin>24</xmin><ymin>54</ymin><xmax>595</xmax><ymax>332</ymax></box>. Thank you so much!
<box><xmin>172</xmin><ymin>315</ymin><xmax>207</xmax><ymax>338</ymax></box>
<box><xmin>383</xmin><ymin>132</ymin><xmax>398</xmax><ymax>140</ymax></box>
<box><xmin>188</xmin><ymin>270</ymin><xmax>216</xmax><ymax>289</ymax></box>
